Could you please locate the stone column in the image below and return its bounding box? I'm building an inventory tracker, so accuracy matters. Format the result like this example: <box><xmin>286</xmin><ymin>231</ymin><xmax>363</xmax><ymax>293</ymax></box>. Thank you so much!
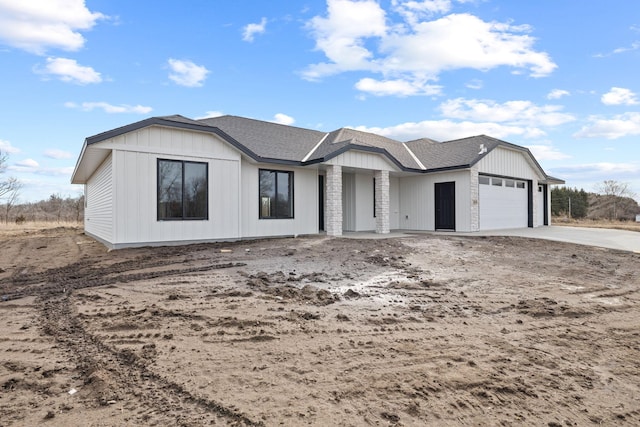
<box><xmin>325</xmin><ymin>165</ymin><xmax>343</xmax><ymax>236</ymax></box>
<box><xmin>374</xmin><ymin>170</ymin><xmax>390</xmax><ymax>234</ymax></box>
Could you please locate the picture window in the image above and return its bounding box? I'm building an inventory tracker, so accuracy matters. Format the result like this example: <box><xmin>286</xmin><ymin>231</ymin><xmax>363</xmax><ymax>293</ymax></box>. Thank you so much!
<box><xmin>259</xmin><ymin>169</ymin><xmax>294</xmax><ymax>219</ymax></box>
<box><xmin>157</xmin><ymin>159</ymin><xmax>208</xmax><ymax>220</ymax></box>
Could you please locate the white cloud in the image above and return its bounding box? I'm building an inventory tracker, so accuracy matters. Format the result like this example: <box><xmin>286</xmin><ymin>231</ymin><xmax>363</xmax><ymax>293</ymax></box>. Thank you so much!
<box><xmin>0</xmin><ymin>139</ymin><xmax>20</xmax><ymax>154</ymax></box>
<box><xmin>547</xmin><ymin>89</ymin><xmax>570</xmax><ymax>99</ymax></box>
<box><xmin>44</xmin><ymin>149</ymin><xmax>73</xmax><ymax>159</ymax></box>
<box><xmin>15</xmin><ymin>158</ymin><xmax>39</xmax><ymax>168</ymax></box>
<box><xmin>439</xmin><ymin>98</ymin><xmax>575</xmax><ymax>127</ymax></box>
<box><xmin>242</xmin><ymin>17</ymin><xmax>267</xmax><ymax>42</ymax></box>
<box><xmin>167</xmin><ymin>58</ymin><xmax>209</xmax><ymax>87</ymax></box>
<box><xmin>8</xmin><ymin>164</ymin><xmax>74</xmax><ymax>177</ymax></box>
<box><xmin>0</xmin><ymin>0</ymin><xmax>105</xmax><ymax>54</ymax></box>
<box><xmin>65</xmin><ymin>101</ymin><xmax>152</xmax><ymax>114</ymax></box>
<box><xmin>380</xmin><ymin>14</ymin><xmax>555</xmax><ymax>78</ymax></box>
<box><xmin>303</xmin><ymin>2</ymin><xmax>556</xmax><ymax>96</ymax></box>
<box><xmin>465</xmin><ymin>79</ymin><xmax>483</xmax><ymax>90</ymax></box>
<box><xmin>525</xmin><ymin>144</ymin><xmax>571</xmax><ymax>161</ymax></box>
<box><xmin>37</xmin><ymin>57</ymin><xmax>102</xmax><ymax>84</ymax></box>
<box><xmin>574</xmin><ymin>112</ymin><xmax>640</xmax><ymax>139</ymax></box>
<box><xmin>194</xmin><ymin>111</ymin><xmax>225</xmax><ymax>120</ymax></box>
<box><xmin>594</xmin><ymin>41</ymin><xmax>640</xmax><ymax>58</ymax></box>
<box><xmin>392</xmin><ymin>0</ymin><xmax>453</xmax><ymax>25</ymax></box>
<box><xmin>355</xmin><ymin>77</ymin><xmax>441</xmax><ymax>96</ymax></box>
<box><xmin>303</xmin><ymin>0</ymin><xmax>387</xmax><ymax>80</ymax></box>
<box><xmin>601</xmin><ymin>87</ymin><xmax>639</xmax><ymax>106</ymax></box>
<box><xmin>272</xmin><ymin>113</ymin><xmax>295</xmax><ymax>125</ymax></box>
<box><xmin>552</xmin><ymin>163</ymin><xmax>640</xmax><ymax>180</ymax></box>
<box><xmin>354</xmin><ymin>119</ymin><xmax>545</xmax><ymax>142</ymax></box>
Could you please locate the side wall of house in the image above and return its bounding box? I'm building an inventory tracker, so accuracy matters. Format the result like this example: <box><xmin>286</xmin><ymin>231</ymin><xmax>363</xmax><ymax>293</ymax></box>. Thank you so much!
<box><xmin>84</xmin><ymin>153</ymin><xmax>113</xmax><ymax>243</ymax></box>
<box><xmin>96</xmin><ymin>126</ymin><xmax>242</xmax><ymax>247</ymax></box>
<box><xmin>240</xmin><ymin>160</ymin><xmax>318</xmax><ymax>238</ymax></box>
<box><xmin>398</xmin><ymin>170</ymin><xmax>472</xmax><ymax>232</ymax></box>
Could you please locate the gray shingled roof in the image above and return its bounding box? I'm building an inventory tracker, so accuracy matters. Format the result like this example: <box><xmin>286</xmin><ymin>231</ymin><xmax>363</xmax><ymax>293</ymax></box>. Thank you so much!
<box><xmin>159</xmin><ymin>114</ymin><xmax>208</xmax><ymax>126</ymax></box>
<box><xmin>307</xmin><ymin>128</ymin><xmax>421</xmax><ymax>169</ymax></box>
<box><xmin>406</xmin><ymin>135</ymin><xmax>502</xmax><ymax>171</ymax></box>
<box><xmin>198</xmin><ymin>115</ymin><xmax>325</xmax><ymax>162</ymax></box>
<box><xmin>78</xmin><ymin>114</ymin><xmax>562</xmax><ymax>184</ymax></box>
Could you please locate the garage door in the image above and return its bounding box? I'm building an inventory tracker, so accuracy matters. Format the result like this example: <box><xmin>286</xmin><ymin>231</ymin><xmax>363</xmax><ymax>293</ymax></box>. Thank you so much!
<box><xmin>479</xmin><ymin>176</ymin><xmax>528</xmax><ymax>230</ymax></box>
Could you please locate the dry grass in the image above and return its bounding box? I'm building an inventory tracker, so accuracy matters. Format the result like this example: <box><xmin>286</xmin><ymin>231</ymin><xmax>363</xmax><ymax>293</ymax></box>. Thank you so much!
<box><xmin>553</xmin><ymin>217</ymin><xmax>640</xmax><ymax>232</ymax></box>
<box><xmin>0</xmin><ymin>221</ymin><xmax>82</xmax><ymax>237</ymax></box>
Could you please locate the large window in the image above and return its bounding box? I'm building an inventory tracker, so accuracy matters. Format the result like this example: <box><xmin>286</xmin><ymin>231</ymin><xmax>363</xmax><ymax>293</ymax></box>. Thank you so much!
<box><xmin>157</xmin><ymin>159</ymin><xmax>208</xmax><ymax>220</ymax></box>
<box><xmin>259</xmin><ymin>169</ymin><xmax>293</xmax><ymax>219</ymax></box>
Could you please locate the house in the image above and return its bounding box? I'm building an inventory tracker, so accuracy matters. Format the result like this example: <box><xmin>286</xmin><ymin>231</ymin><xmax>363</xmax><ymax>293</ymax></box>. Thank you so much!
<box><xmin>71</xmin><ymin>114</ymin><xmax>564</xmax><ymax>249</ymax></box>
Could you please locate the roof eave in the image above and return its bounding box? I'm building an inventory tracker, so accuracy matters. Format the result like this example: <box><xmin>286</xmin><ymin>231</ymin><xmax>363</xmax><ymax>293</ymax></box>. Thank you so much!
<box><xmin>541</xmin><ymin>176</ymin><xmax>565</xmax><ymax>185</ymax></box>
<box><xmin>310</xmin><ymin>143</ymin><xmax>410</xmax><ymax>171</ymax></box>
<box><xmin>70</xmin><ymin>139</ymin><xmax>88</xmax><ymax>184</ymax></box>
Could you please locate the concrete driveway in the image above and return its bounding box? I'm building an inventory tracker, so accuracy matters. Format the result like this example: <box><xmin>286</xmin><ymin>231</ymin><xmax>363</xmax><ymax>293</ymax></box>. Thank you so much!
<box><xmin>458</xmin><ymin>226</ymin><xmax>640</xmax><ymax>253</ymax></box>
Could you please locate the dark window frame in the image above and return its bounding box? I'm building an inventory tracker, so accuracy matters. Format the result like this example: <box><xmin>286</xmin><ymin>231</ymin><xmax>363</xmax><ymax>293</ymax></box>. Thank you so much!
<box><xmin>157</xmin><ymin>158</ymin><xmax>209</xmax><ymax>221</ymax></box>
<box><xmin>259</xmin><ymin>169</ymin><xmax>294</xmax><ymax>219</ymax></box>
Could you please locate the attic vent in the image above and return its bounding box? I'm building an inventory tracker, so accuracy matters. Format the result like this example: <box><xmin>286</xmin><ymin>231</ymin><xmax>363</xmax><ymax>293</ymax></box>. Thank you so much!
<box><xmin>478</xmin><ymin>144</ymin><xmax>488</xmax><ymax>155</ymax></box>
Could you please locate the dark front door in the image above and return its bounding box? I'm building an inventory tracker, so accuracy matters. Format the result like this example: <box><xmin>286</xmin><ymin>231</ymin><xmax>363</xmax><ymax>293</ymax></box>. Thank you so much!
<box><xmin>435</xmin><ymin>182</ymin><xmax>455</xmax><ymax>230</ymax></box>
<box><xmin>318</xmin><ymin>175</ymin><xmax>325</xmax><ymax>231</ymax></box>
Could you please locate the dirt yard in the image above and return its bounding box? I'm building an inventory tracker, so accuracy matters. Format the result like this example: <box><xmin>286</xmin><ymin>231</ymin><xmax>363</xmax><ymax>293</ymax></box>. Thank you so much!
<box><xmin>1</xmin><ymin>226</ymin><xmax>639</xmax><ymax>426</ymax></box>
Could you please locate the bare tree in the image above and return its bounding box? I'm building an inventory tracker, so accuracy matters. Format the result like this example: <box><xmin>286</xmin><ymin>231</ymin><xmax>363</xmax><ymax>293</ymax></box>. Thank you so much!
<box><xmin>595</xmin><ymin>180</ymin><xmax>636</xmax><ymax>198</ymax></box>
<box><xmin>593</xmin><ymin>180</ymin><xmax>638</xmax><ymax>220</ymax></box>
<box><xmin>1</xmin><ymin>151</ymin><xmax>22</xmax><ymax>220</ymax></box>
<box><xmin>3</xmin><ymin>178</ymin><xmax>22</xmax><ymax>223</ymax></box>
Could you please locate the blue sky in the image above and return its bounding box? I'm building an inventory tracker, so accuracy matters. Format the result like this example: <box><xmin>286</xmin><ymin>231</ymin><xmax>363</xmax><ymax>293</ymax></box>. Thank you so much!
<box><xmin>1</xmin><ymin>0</ymin><xmax>639</xmax><ymax>202</ymax></box>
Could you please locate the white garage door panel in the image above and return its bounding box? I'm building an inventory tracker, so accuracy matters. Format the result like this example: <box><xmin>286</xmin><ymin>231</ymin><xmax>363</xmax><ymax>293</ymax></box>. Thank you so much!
<box><xmin>480</xmin><ymin>180</ymin><xmax>528</xmax><ymax>230</ymax></box>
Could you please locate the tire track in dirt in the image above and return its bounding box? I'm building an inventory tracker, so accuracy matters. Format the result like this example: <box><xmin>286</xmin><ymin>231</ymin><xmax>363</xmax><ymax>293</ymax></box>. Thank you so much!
<box><xmin>39</xmin><ymin>291</ymin><xmax>263</xmax><ymax>426</ymax></box>
<box><xmin>0</xmin><ymin>259</ymin><xmax>246</xmax><ymax>301</ymax></box>
<box><xmin>2</xmin><ymin>237</ymin><xmax>261</xmax><ymax>426</ymax></box>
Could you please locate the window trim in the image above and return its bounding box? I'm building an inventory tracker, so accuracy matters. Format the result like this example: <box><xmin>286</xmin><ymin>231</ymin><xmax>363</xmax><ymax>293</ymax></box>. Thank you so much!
<box><xmin>157</xmin><ymin>158</ymin><xmax>209</xmax><ymax>221</ymax></box>
<box><xmin>258</xmin><ymin>168</ymin><xmax>294</xmax><ymax>219</ymax></box>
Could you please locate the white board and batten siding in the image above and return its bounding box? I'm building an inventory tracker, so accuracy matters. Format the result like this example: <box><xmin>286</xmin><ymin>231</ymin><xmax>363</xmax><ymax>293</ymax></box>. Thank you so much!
<box><xmin>398</xmin><ymin>170</ymin><xmax>472</xmax><ymax>232</ymax></box>
<box><xmin>96</xmin><ymin>126</ymin><xmax>243</xmax><ymax>247</ymax></box>
<box><xmin>476</xmin><ymin>146</ymin><xmax>540</xmax><ymax>180</ymax></box>
<box><xmin>325</xmin><ymin>150</ymin><xmax>399</xmax><ymax>172</ymax></box>
<box><xmin>84</xmin><ymin>153</ymin><xmax>113</xmax><ymax>243</ymax></box>
<box><xmin>240</xmin><ymin>160</ymin><xmax>318</xmax><ymax>239</ymax></box>
<box><xmin>389</xmin><ymin>177</ymin><xmax>400</xmax><ymax>230</ymax></box>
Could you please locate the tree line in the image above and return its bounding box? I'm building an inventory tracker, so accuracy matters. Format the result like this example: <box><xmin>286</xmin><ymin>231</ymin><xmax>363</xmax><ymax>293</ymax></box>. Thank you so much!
<box><xmin>552</xmin><ymin>181</ymin><xmax>640</xmax><ymax>221</ymax></box>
